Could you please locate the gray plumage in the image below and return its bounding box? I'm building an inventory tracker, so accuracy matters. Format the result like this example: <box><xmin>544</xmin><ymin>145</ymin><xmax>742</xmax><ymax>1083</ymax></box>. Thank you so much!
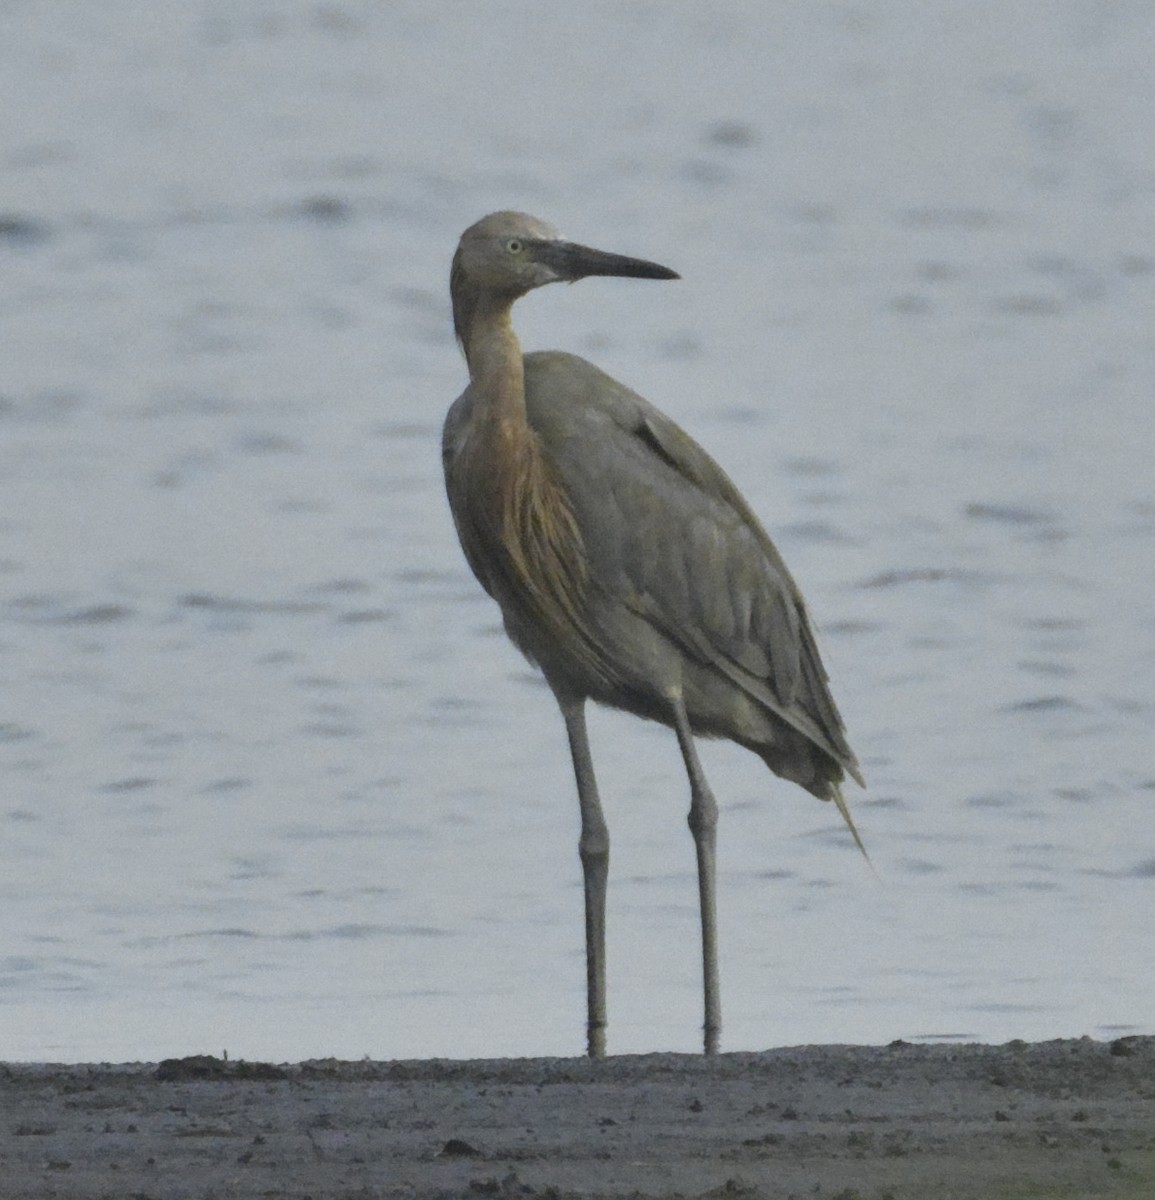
<box><xmin>442</xmin><ymin>212</ymin><xmax>864</xmax><ymax>1057</ymax></box>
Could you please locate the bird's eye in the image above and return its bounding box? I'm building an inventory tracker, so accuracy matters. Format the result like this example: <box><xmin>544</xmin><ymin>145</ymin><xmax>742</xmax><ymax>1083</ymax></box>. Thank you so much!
<box><xmin>505</xmin><ymin>238</ymin><xmax>523</xmax><ymax>255</ymax></box>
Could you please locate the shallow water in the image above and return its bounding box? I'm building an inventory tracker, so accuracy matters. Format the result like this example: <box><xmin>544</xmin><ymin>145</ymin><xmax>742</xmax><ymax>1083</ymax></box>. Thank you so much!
<box><xmin>2</xmin><ymin>2</ymin><xmax>1153</xmax><ymax>1062</ymax></box>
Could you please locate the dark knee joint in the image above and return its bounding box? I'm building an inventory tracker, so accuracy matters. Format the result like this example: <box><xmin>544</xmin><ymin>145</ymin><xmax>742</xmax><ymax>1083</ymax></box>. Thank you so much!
<box><xmin>579</xmin><ymin>827</ymin><xmax>609</xmax><ymax>868</ymax></box>
<box><xmin>687</xmin><ymin>795</ymin><xmax>718</xmax><ymax>839</ymax></box>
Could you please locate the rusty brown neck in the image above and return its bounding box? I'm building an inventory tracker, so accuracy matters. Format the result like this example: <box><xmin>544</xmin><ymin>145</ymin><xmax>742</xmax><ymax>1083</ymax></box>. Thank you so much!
<box><xmin>462</xmin><ymin>295</ymin><xmax>529</xmax><ymax>439</ymax></box>
<box><xmin>454</xmin><ymin>281</ymin><xmax>594</xmax><ymax>665</ymax></box>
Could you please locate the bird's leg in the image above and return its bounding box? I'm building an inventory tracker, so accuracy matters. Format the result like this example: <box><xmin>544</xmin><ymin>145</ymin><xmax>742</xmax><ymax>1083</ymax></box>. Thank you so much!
<box><xmin>669</xmin><ymin>693</ymin><xmax>721</xmax><ymax>1055</ymax></box>
<box><xmin>559</xmin><ymin>696</ymin><xmax>609</xmax><ymax>1058</ymax></box>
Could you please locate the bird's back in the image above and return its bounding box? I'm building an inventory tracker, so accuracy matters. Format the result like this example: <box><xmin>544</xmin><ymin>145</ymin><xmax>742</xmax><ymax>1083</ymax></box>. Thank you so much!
<box><xmin>511</xmin><ymin>351</ymin><xmax>861</xmax><ymax>800</ymax></box>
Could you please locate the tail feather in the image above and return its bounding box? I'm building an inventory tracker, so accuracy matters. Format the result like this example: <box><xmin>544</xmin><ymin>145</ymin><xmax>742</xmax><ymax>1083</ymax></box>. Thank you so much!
<box><xmin>752</xmin><ymin>735</ymin><xmax>875</xmax><ymax>873</ymax></box>
<box><xmin>831</xmin><ymin>781</ymin><xmax>877</xmax><ymax>876</ymax></box>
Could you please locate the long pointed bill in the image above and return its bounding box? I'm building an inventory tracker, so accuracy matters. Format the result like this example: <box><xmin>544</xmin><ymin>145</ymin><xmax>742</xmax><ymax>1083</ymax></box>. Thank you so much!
<box><xmin>535</xmin><ymin>239</ymin><xmax>680</xmax><ymax>282</ymax></box>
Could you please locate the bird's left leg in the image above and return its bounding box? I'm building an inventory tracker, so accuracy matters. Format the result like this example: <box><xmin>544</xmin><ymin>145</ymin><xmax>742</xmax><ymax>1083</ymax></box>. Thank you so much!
<box><xmin>668</xmin><ymin>691</ymin><xmax>721</xmax><ymax>1055</ymax></box>
<box><xmin>558</xmin><ymin>694</ymin><xmax>610</xmax><ymax>1058</ymax></box>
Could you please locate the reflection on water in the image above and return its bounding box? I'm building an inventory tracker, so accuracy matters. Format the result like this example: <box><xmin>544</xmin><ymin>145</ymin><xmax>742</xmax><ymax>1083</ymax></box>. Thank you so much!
<box><xmin>2</xmin><ymin>3</ymin><xmax>1153</xmax><ymax>1061</ymax></box>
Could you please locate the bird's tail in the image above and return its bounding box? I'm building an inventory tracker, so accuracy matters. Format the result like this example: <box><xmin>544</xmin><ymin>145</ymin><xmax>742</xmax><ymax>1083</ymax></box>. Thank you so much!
<box><xmin>831</xmin><ymin>781</ymin><xmax>876</xmax><ymax>875</ymax></box>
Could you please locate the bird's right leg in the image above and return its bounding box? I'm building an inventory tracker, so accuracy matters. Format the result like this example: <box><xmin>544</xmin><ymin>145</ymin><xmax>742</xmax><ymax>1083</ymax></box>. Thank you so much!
<box><xmin>559</xmin><ymin>695</ymin><xmax>609</xmax><ymax>1058</ymax></box>
<box><xmin>668</xmin><ymin>691</ymin><xmax>721</xmax><ymax>1055</ymax></box>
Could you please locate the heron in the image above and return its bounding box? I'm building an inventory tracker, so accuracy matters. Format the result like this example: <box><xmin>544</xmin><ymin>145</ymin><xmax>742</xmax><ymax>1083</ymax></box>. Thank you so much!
<box><xmin>442</xmin><ymin>211</ymin><xmax>865</xmax><ymax>1057</ymax></box>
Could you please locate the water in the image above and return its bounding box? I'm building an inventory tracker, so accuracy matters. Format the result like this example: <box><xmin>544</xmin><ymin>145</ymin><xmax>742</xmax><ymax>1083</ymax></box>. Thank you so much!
<box><xmin>2</xmin><ymin>1</ymin><xmax>1153</xmax><ymax>1062</ymax></box>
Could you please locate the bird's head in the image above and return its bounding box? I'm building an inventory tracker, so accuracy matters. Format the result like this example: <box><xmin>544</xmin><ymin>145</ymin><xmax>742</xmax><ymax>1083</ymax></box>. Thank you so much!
<box><xmin>451</xmin><ymin>211</ymin><xmax>678</xmax><ymax>348</ymax></box>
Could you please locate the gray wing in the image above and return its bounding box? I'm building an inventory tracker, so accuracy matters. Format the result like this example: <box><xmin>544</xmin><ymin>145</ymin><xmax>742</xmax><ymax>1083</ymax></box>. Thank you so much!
<box><xmin>523</xmin><ymin>351</ymin><xmax>860</xmax><ymax>780</ymax></box>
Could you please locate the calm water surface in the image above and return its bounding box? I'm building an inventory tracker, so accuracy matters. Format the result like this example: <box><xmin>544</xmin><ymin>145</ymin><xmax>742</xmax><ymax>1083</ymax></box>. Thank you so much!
<box><xmin>2</xmin><ymin>2</ymin><xmax>1153</xmax><ymax>1061</ymax></box>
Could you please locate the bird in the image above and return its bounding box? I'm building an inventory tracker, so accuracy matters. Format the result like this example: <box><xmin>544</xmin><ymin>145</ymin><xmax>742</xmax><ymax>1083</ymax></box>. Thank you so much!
<box><xmin>441</xmin><ymin>211</ymin><xmax>865</xmax><ymax>1058</ymax></box>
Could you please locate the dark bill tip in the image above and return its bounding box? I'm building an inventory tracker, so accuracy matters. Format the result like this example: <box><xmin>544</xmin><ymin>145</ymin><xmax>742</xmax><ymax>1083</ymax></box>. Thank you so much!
<box><xmin>535</xmin><ymin>239</ymin><xmax>680</xmax><ymax>282</ymax></box>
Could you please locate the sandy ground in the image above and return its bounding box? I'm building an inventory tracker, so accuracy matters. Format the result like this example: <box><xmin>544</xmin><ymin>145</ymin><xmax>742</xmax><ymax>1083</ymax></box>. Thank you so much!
<box><xmin>2</xmin><ymin>1038</ymin><xmax>1153</xmax><ymax>1199</ymax></box>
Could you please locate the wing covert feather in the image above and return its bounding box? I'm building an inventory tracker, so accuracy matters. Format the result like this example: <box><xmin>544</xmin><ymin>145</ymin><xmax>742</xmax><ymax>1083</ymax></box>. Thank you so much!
<box><xmin>523</xmin><ymin>351</ymin><xmax>853</xmax><ymax>770</ymax></box>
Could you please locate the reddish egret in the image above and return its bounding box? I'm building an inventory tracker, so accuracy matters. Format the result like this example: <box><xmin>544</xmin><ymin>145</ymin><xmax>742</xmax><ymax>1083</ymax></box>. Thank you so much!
<box><xmin>442</xmin><ymin>212</ymin><xmax>864</xmax><ymax>1057</ymax></box>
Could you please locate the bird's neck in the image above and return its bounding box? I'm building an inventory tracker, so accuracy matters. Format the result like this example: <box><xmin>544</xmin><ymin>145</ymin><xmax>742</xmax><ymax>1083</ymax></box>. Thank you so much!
<box><xmin>463</xmin><ymin>300</ymin><xmax>528</xmax><ymax>434</ymax></box>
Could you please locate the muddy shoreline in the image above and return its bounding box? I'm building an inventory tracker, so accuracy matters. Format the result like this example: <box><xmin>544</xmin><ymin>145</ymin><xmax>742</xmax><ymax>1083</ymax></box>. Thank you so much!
<box><xmin>3</xmin><ymin>1038</ymin><xmax>1154</xmax><ymax>1198</ymax></box>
